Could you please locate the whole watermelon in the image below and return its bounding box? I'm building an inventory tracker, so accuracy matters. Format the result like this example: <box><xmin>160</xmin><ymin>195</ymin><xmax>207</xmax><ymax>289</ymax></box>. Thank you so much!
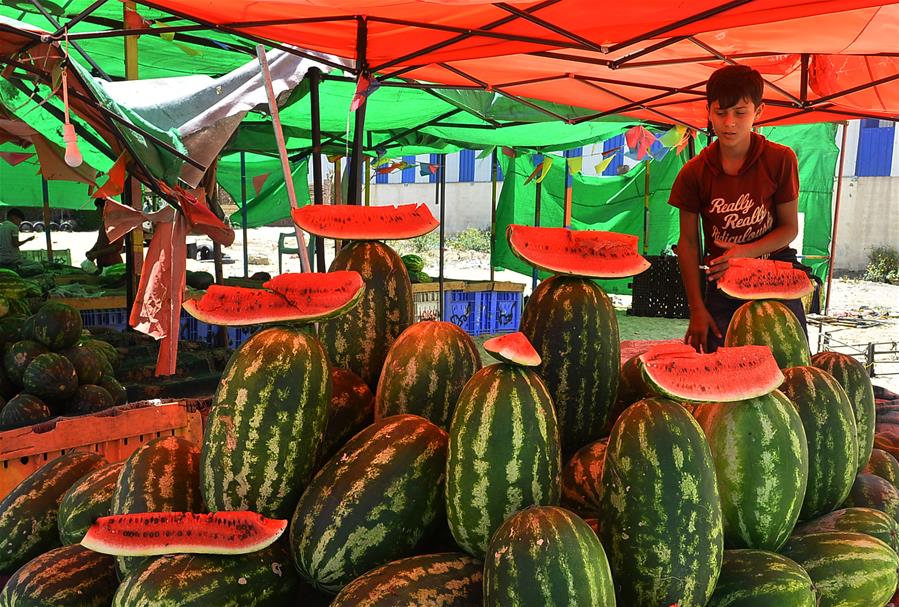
<box><xmin>840</xmin><ymin>473</ymin><xmax>899</xmax><ymax>520</ymax></box>
<box><xmin>66</xmin><ymin>384</ymin><xmax>114</xmax><ymax>416</ymax></box>
<box><xmin>561</xmin><ymin>437</ymin><xmax>608</xmax><ymax>517</ymax></box>
<box><xmin>4</xmin><ymin>340</ymin><xmax>49</xmax><ymax>386</ymax></box>
<box><xmin>62</xmin><ymin>345</ymin><xmax>106</xmax><ymax>385</ymax></box>
<box><xmin>794</xmin><ymin>507</ymin><xmax>899</xmax><ymax>551</ymax></box>
<box><xmin>401</xmin><ymin>254</ymin><xmax>425</xmax><ymax>273</ymax></box>
<box><xmin>23</xmin><ymin>352</ymin><xmax>79</xmax><ymax>405</ymax></box>
<box><xmin>863</xmin><ymin>448</ymin><xmax>899</xmax><ymax>487</ymax></box>
<box><xmin>31</xmin><ymin>302</ymin><xmax>83</xmax><ymax>351</ymax></box>
<box><xmin>0</xmin><ymin>544</ymin><xmax>118</xmax><ymax>607</ymax></box>
<box><xmin>725</xmin><ymin>300</ymin><xmax>810</xmax><ymax>369</ymax></box>
<box><xmin>79</xmin><ymin>339</ymin><xmax>120</xmax><ymax>372</ymax></box>
<box><xmin>0</xmin><ymin>315</ymin><xmax>24</xmax><ymax>345</ymax></box>
<box><xmin>319</xmin><ymin>240</ymin><xmax>413</xmax><ymax>392</ymax></box>
<box><xmin>0</xmin><ymin>393</ymin><xmax>52</xmax><ymax>427</ymax></box>
<box><xmin>58</xmin><ymin>462</ymin><xmax>125</xmax><ymax>545</ymax></box>
<box><xmin>707</xmin><ymin>549</ymin><xmax>816</xmax><ymax>607</ymax></box>
<box><xmin>98</xmin><ymin>375</ymin><xmax>128</xmax><ymax>406</ymax></box>
<box><xmin>520</xmin><ymin>275</ymin><xmax>619</xmax><ymax>455</ymax></box>
<box><xmin>597</xmin><ymin>398</ymin><xmax>723</xmax><ymax>607</ymax></box>
<box><xmin>317</xmin><ymin>368</ymin><xmax>374</xmax><ymax>468</ymax></box>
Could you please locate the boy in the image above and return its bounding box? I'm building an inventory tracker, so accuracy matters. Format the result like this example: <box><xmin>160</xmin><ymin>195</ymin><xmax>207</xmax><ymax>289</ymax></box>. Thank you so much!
<box><xmin>0</xmin><ymin>208</ymin><xmax>36</xmax><ymax>271</ymax></box>
<box><xmin>669</xmin><ymin>64</ymin><xmax>807</xmax><ymax>353</ymax></box>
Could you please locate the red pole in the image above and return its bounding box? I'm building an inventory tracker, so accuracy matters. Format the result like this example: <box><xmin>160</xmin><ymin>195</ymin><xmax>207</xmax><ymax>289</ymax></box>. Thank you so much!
<box><xmin>824</xmin><ymin>122</ymin><xmax>848</xmax><ymax>316</ymax></box>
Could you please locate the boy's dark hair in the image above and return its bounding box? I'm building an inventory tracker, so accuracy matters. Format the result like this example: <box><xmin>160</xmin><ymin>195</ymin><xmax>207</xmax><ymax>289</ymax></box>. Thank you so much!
<box><xmin>5</xmin><ymin>208</ymin><xmax>24</xmax><ymax>222</ymax></box>
<box><xmin>706</xmin><ymin>65</ymin><xmax>764</xmax><ymax>109</ymax></box>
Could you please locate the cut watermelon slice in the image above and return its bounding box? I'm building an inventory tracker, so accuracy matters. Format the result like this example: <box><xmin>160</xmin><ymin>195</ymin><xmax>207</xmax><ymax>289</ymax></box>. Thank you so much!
<box><xmin>483</xmin><ymin>332</ymin><xmax>541</xmax><ymax>366</ymax></box>
<box><xmin>507</xmin><ymin>225</ymin><xmax>650</xmax><ymax>279</ymax></box>
<box><xmin>718</xmin><ymin>258</ymin><xmax>814</xmax><ymax>300</ymax></box>
<box><xmin>292</xmin><ymin>203</ymin><xmax>438</xmax><ymax>241</ymax></box>
<box><xmin>182</xmin><ymin>273</ymin><xmax>363</xmax><ymax>326</ymax></box>
<box><xmin>639</xmin><ymin>344</ymin><xmax>784</xmax><ymax>402</ymax></box>
<box><xmin>81</xmin><ymin>511</ymin><xmax>286</xmax><ymax>556</ymax></box>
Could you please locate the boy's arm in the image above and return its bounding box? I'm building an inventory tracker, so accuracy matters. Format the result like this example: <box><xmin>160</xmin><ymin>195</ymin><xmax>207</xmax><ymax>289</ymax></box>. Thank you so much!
<box><xmin>677</xmin><ymin>209</ymin><xmax>721</xmax><ymax>352</ymax></box>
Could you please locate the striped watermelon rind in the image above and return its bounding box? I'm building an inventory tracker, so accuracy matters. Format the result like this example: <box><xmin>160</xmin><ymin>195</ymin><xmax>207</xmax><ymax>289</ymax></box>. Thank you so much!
<box><xmin>446</xmin><ymin>364</ymin><xmax>561</xmax><ymax>559</ymax></box>
<box><xmin>561</xmin><ymin>437</ymin><xmax>608</xmax><ymax>517</ymax></box>
<box><xmin>724</xmin><ymin>299</ymin><xmax>811</xmax><ymax>369</ymax></box>
<box><xmin>22</xmin><ymin>352</ymin><xmax>79</xmax><ymax>405</ymax></box>
<box><xmin>58</xmin><ymin>462</ymin><xmax>125</xmax><ymax>545</ymax></box>
<box><xmin>520</xmin><ymin>275</ymin><xmax>619</xmax><ymax>455</ymax></box>
<box><xmin>597</xmin><ymin>398</ymin><xmax>723</xmax><ymax>607</ymax></box>
<box><xmin>706</xmin><ymin>549</ymin><xmax>816</xmax><ymax>607</ymax></box>
<box><xmin>201</xmin><ymin>327</ymin><xmax>331</xmax><ymax>519</ymax></box>
<box><xmin>331</xmin><ymin>552</ymin><xmax>482</xmax><ymax>607</ymax></box>
<box><xmin>291</xmin><ymin>414</ymin><xmax>449</xmax><ymax>593</ymax></box>
<box><xmin>0</xmin><ymin>451</ymin><xmax>105</xmax><ymax>573</ymax></box>
<box><xmin>0</xmin><ymin>544</ymin><xmax>118</xmax><ymax>607</ymax></box>
<box><xmin>483</xmin><ymin>506</ymin><xmax>615</xmax><ymax>607</ymax></box>
<box><xmin>693</xmin><ymin>390</ymin><xmax>808</xmax><ymax>550</ymax></box>
<box><xmin>317</xmin><ymin>368</ymin><xmax>374</xmax><ymax>468</ymax></box>
<box><xmin>863</xmin><ymin>448</ymin><xmax>899</xmax><ymax>487</ymax></box>
<box><xmin>793</xmin><ymin>507</ymin><xmax>899</xmax><ymax>552</ymax></box>
<box><xmin>840</xmin><ymin>473</ymin><xmax>899</xmax><ymax>521</ymax></box>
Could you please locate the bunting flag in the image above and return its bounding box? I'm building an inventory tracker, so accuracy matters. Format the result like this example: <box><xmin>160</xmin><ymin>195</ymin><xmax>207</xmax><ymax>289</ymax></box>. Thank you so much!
<box><xmin>675</xmin><ymin>128</ymin><xmax>697</xmax><ymax>155</ymax></box>
<box><xmin>625</xmin><ymin>125</ymin><xmax>656</xmax><ymax>161</ymax></box>
<box><xmin>650</xmin><ymin>140</ymin><xmax>671</xmax><ymax>161</ymax></box>
<box><xmin>476</xmin><ymin>146</ymin><xmax>495</xmax><ymax>160</ymax></box>
<box><xmin>90</xmin><ymin>152</ymin><xmax>129</xmax><ymax>199</ymax></box>
<box><xmin>0</xmin><ymin>151</ymin><xmax>33</xmax><ymax>166</ymax></box>
<box><xmin>594</xmin><ymin>155</ymin><xmax>615</xmax><ymax>174</ymax></box>
<box><xmin>524</xmin><ymin>156</ymin><xmax>553</xmax><ymax>185</ymax></box>
<box><xmin>501</xmin><ymin>146</ymin><xmax>517</xmax><ymax>158</ymax></box>
<box><xmin>419</xmin><ymin>163</ymin><xmax>440</xmax><ymax>176</ymax></box>
<box><xmin>326</xmin><ymin>154</ymin><xmax>343</xmax><ymax>163</ymax></box>
<box><xmin>376</xmin><ymin>160</ymin><xmax>412</xmax><ymax>174</ymax></box>
<box><xmin>602</xmin><ymin>145</ymin><xmax>622</xmax><ymax>157</ymax></box>
<box><xmin>252</xmin><ymin>172</ymin><xmax>270</xmax><ymax>195</ymax></box>
<box><xmin>658</xmin><ymin>124</ymin><xmax>687</xmax><ymax>148</ymax></box>
<box><xmin>350</xmin><ymin>74</ymin><xmax>381</xmax><ymax>112</ymax></box>
<box><xmin>31</xmin><ymin>134</ymin><xmax>97</xmax><ymax>185</ymax></box>
<box><xmin>372</xmin><ymin>155</ymin><xmax>392</xmax><ymax>168</ymax></box>
<box><xmin>567</xmin><ymin>156</ymin><xmax>583</xmax><ymax>175</ymax></box>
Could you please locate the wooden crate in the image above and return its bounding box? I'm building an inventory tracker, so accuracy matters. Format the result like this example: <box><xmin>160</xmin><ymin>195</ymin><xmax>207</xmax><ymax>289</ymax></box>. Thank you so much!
<box><xmin>52</xmin><ymin>295</ymin><xmax>127</xmax><ymax>311</ymax></box>
<box><xmin>0</xmin><ymin>398</ymin><xmax>209</xmax><ymax>501</ymax></box>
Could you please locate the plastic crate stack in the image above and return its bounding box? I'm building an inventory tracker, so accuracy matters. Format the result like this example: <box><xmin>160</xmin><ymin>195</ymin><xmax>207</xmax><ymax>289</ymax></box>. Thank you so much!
<box><xmin>629</xmin><ymin>255</ymin><xmax>691</xmax><ymax>319</ymax></box>
<box><xmin>480</xmin><ymin>290</ymin><xmax>522</xmax><ymax>335</ymax></box>
<box><xmin>179</xmin><ymin>312</ymin><xmax>259</xmax><ymax>349</ymax></box>
<box><xmin>80</xmin><ymin>308</ymin><xmax>129</xmax><ymax>332</ymax></box>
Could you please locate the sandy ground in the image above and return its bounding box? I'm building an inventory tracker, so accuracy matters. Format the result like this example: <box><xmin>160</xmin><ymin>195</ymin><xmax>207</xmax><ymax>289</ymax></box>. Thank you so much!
<box><xmin>27</xmin><ymin>226</ymin><xmax>899</xmax><ymax>393</ymax></box>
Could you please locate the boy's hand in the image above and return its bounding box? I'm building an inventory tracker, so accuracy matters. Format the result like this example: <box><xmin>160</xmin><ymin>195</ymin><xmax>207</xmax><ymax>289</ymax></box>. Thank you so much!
<box><xmin>707</xmin><ymin>240</ymin><xmax>751</xmax><ymax>281</ymax></box>
<box><xmin>685</xmin><ymin>306</ymin><xmax>722</xmax><ymax>353</ymax></box>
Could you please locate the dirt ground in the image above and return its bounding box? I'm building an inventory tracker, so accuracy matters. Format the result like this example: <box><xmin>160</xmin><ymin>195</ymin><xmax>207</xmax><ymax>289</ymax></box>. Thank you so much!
<box><xmin>28</xmin><ymin>227</ymin><xmax>899</xmax><ymax>393</ymax></box>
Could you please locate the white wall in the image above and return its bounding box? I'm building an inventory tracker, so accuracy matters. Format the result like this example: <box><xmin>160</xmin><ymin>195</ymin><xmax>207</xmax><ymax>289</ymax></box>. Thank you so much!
<box><xmin>832</xmin><ymin>176</ymin><xmax>899</xmax><ymax>271</ymax></box>
<box><xmin>368</xmin><ymin>182</ymin><xmax>494</xmax><ymax>233</ymax></box>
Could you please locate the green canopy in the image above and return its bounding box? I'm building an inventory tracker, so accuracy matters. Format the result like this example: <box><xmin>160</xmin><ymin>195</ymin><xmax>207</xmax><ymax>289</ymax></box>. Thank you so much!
<box><xmin>0</xmin><ymin>143</ymin><xmax>93</xmax><ymax>208</ymax></box>
<box><xmin>217</xmin><ymin>153</ymin><xmax>310</xmax><ymax>228</ymax></box>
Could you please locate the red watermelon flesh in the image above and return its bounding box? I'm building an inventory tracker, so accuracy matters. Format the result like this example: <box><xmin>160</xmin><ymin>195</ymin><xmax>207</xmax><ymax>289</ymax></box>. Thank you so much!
<box><xmin>483</xmin><ymin>332</ymin><xmax>541</xmax><ymax>367</ymax></box>
<box><xmin>263</xmin><ymin>270</ymin><xmax>364</xmax><ymax>312</ymax></box>
<box><xmin>507</xmin><ymin>225</ymin><xmax>650</xmax><ymax>279</ymax></box>
<box><xmin>718</xmin><ymin>258</ymin><xmax>814</xmax><ymax>300</ymax></box>
<box><xmin>81</xmin><ymin>511</ymin><xmax>286</xmax><ymax>556</ymax></box>
<box><xmin>639</xmin><ymin>344</ymin><xmax>784</xmax><ymax>402</ymax></box>
<box><xmin>292</xmin><ymin>203</ymin><xmax>438</xmax><ymax>241</ymax></box>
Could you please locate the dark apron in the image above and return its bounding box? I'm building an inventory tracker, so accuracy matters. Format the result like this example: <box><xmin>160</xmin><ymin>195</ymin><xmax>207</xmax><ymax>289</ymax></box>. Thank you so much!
<box><xmin>704</xmin><ymin>247</ymin><xmax>811</xmax><ymax>353</ymax></box>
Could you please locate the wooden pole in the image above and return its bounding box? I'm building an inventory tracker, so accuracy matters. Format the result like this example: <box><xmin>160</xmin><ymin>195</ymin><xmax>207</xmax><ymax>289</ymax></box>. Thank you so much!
<box><xmin>309</xmin><ymin>67</ymin><xmax>326</xmax><ymax>272</ymax></box>
<box><xmin>124</xmin><ymin>1</ymin><xmax>142</xmax><ymax>312</ymax></box>
<box><xmin>41</xmin><ymin>179</ymin><xmax>54</xmax><ymax>264</ymax></box>
<box><xmin>437</xmin><ymin>154</ymin><xmax>446</xmax><ymax>321</ymax></box>
<box><xmin>563</xmin><ymin>156</ymin><xmax>573</xmax><ymax>228</ymax></box>
<box><xmin>824</xmin><ymin>122</ymin><xmax>849</xmax><ymax>315</ymax></box>
<box><xmin>643</xmin><ymin>158</ymin><xmax>651</xmax><ymax>255</ymax></box>
<box><xmin>240</xmin><ymin>151</ymin><xmax>249</xmax><ymax>277</ymax></box>
<box><xmin>490</xmin><ymin>148</ymin><xmax>498</xmax><ymax>282</ymax></box>
<box><xmin>346</xmin><ymin>18</ymin><xmax>368</xmax><ymax>205</ymax></box>
<box><xmin>256</xmin><ymin>44</ymin><xmax>310</xmax><ymax>273</ymax></box>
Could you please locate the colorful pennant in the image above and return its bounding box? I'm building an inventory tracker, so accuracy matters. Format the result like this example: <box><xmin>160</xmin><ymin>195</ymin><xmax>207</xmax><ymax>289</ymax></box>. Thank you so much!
<box><xmin>350</xmin><ymin>75</ymin><xmax>381</xmax><ymax>112</ymax></box>
<box><xmin>90</xmin><ymin>152</ymin><xmax>129</xmax><ymax>199</ymax></box>
<box><xmin>0</xmin><ymin>151</ymin><xmax>33</xmax><ymax>166</ymax></box>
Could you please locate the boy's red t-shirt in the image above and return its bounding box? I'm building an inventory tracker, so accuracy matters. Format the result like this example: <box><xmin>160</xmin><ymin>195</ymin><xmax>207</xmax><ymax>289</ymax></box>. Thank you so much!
<box><xmin>668</xmin><ymin>132</ymin><xmax>799</xmax><ymax>260</ymax></box>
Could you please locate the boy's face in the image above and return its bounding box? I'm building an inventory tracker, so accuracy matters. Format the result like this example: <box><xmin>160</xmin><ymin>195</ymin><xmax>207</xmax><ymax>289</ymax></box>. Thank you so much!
<box><xmin>708</xmin><ymin>97</ymin><xmax>763</xmax><ymax>149</ymax></box>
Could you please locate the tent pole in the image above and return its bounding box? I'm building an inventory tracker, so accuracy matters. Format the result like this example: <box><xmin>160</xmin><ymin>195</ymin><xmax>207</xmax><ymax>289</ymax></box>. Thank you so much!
<box><xmin>438</xmin><ymin>154</ymin><xmax>446</xmax><ymax>321</ymax></box>
<box><xmin>824</xmin><ymin>122</ymin><xmax>849</xmax><ymax>316</ymax></box>
<box><xmin>122</xmin><ymin>181</ymin><xmax>135</xmax><ymax>316</ymax></box>
<box><xmin>124</xmin><ymin>1</ymin><xmax>143</xmax><ymax>305</ymax></box>
<box><xmin>240</xmin><ymin>151</ymin><xmax>249</xmax><ymax>277</ymax></box>
<box><xmin>365</xmin><ymin>156</ymin><xmax>371</xmax><ymax>206</ymax></box>
<box><xmin>643</xmin><ymin>158</ymin><xmax>650</xmax><ymax>255</ymax></box>
<box><xmin>309</xmin><ymin>67</ymin><xmax>326</xmax><ymax>272</ymax></box>
<box><xmin>40</xmin><ymin>179</ymin><xmax>53</xmax><ymax>264</ymax></box>
<box><xmin>346</xmin><ymin>17</ymin><xmax>368</xmax><ymax>206</ymax></box>
<box><xmin>490</xmin><ymin>148</ymin><xmax>498</xmax><ymax>282</ymax></box>
<box><xmin>532</xmin><ymin>176</ymin><xmax>542</xmax><ymax>292</ymax></box>
<box><xmin>256</xmin><ymin>44</ymin><xmax>310</xmax><ymax>273</ymax></box>
<box><xmin>564</xmin><ymin>155</ymin><xmax>573</xmax><ymax>228</ymax></box>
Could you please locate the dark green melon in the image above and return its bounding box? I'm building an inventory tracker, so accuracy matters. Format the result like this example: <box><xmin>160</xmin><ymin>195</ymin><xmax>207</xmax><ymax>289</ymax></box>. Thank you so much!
<box><xmin>794</xmin><ymin>507</ymin><xmax>899</xmax><ymax>552</ymax></box>
<box><xmin>863</xmin><ymin>448</ymin><xmax>899</xmax><ymax>487</ymax></box>
<box><xmin>4</xmin><ymin>340</ymin><xmax>49</xmax><ymax>386</ymax></box>
<box><xmin>65</xmin><ymin>385</ymin><xmax>114</xmax><ymax>416</ymax></box>
<box><xmin>23</xmin><ymin>352</ymin><xmax>78</xmax><ymax>405</ymax></box>
<box><xmin>561</xmin><ymin>437</ymin><xmax>608</xmax><ymax>517</ymax></box>
<box><xmin>19</xmin><ymin>315</ymin><xmax>35</xmax><ymax>341</ymax></box>
<box><xmin>0</xmin><ymin>451</ymin><xmax>105</xmax><ymax>574</ymax></box>
<box><xmin>707</xmin><ymin>549</ymin><xmax>816</xmax><ymax>607</ymax></box>
<box><xmin>0</xmin><ymin>365</ymin><xmax>14</xmax><ymax>399</ymax></box>
<box><xmin>725</xmin><ymin>300</ymin><xmax>811</xmax><ymax>369</ymax></box>
<box><xmin>79</xmin><ymin>339</ymin><xmax>120</xmax><ymax>372</ymax></box>
<box><xmin>317</xmin><ymin>368</ymin><xmax>374</xmax><ymax>468</ymax></box>
<box><xmin>58</xmin><ymin>462</ymin><xmax>124</xmax><ymax>545</ymax></box>
<box><xmin>0</xmin><ymin>544</ymin><xmax>118</xmax><ymax>607</ymax></box>
<box><xmin>186</xmin><ymin>270</ymin><xmax>215</xmax><ymax>290</ymax></box>
<box><xmin>840</xmin><ymin>473</ymin><xmax>899</xmax><ymax>521</ymax></box>
<box><xmin>98</xmin><ymin>375</ymin><xmax>127</xmax><ymax>406</ymax></box>
<box><xmin>597</xmin><ymin>398</ymin><xmax>723</xmax><ymax>607</ymax></box>
<box><xmin>31</xmin><ymin>302</ymin><xmax>83</xmax><ymax>351</ymax></box>
<box><xmin>61</xmin><ymin>345</ymin><xmax>105</xmax><ymax>385</ymax></box>
<box><xmin>332</xmin><ymin>552</ymin><xmax>482</xmax><ymax>607</ymax></box>
<box><xmin>520</xmin><ymin>275</ymin><xmax>619</xmax><ymax>455</ymax></box>
<box><xmin>0</xmin><ymin>393</ymin><xmax>51</xmax><ymax>428</ymax></box>
<box><xmin>319</xmin><ymin>240</ymin><xmax>413</xmax><ymax>392</ymax></box>
<box><xmin>0</xmin><ymin>315</ymin><xmax>24</xmax><ymax>346</ymax></box>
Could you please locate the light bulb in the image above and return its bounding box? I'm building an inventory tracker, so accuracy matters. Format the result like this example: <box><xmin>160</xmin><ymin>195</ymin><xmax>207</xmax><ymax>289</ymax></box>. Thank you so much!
<box><xmin>62</xmin><ymin>123</ymin><xmax>83</xmax><ymax>168</ymax></box>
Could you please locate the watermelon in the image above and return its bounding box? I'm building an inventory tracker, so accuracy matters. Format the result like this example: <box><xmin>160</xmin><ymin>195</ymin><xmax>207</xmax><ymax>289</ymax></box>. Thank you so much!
<box><xmin>331</xmin><ymin>553</ymin><xmax>482</xmax><ymax>607</ymax></box>
<box><xmin>640</xmin><ymin>343</ymin><xmax>784</xmax><ymax>402</ymax></box>
<box><xmin>98</xmin><ymin>375</ymin><xmax>127</xmax><ymax>406</ymax></box>
<box><xmin>520</xmin><ymin>275</ymin><xmax>619</xmax><ymax>455</ymax></box>
<box><xmin>561</xmin><ymin>437</ymin><xmax>608</xmax><ymax>517</ymax></box>
<box><xmin>401</xmin><ymin>253</ymin><xmax>425</xmax><ymax>273</ymax></box>
<box><xmin>0</xmin><ymin>393</ymin><xmax>51</xmax><ymax>427</ymax></box>
<box><xmin>507</xmin><ymin>225</ymin><xmax>650</xmax><ymax>278</ymax></box>
<box><xmin>319</xmin><ymin>240</ymin><xmax>414</xmax><ymax>391</ymax></box>
<box><xmin>416</xmin><ymin>270</ymin><xmax>432</xmax><ymax>283</ymax></box>
<box><xmin>779</xmin><ymin>532</ymin><xmax>899</xmax><ymax>607</ymax></box>
<box><xmin>112</xmin><ymin>543</ymin><xmax>299</xmax><ymax>607</ymax></box>
<box><xmin>292</xmin><ymin>203</ymin><xmax>438</xmax><ymax>241</ymax></box>
<box><xmin>58</xmin><ymin>462</ymin><xmax>124</xmax><ymax>545</ymax></box>
<box><xmin>3</xmin><ymin>340</ymin><xmax>49</xmax><ymax>386</ymax></box>
<box><xmin>65</xmin><ymin>384</ymin><xmax>114</xmax><ymax>415</ymax></box>
<box><xmin>812</xmin><ymin>351</ymin><xmax>876</xmax><ymax>472</ymax></box>
<box><xmin>82</xmin><ymin>511</ymin><xmax>286</xmax><ymax>556</ymax></box>
<box><xmin>864</xmin><ymin>448</ymin><xmax>899</xmax><ymax>486</ymax></box>
<box><xmin>31</xmin><ymin>301</ymin><xmax>83</xmax><ymax>350</ymax></box>
<box><xmin>0</xmin><ymin>544</ymin><xmax>118</xmax><ymax>607</ymax></box>
<box><xmin>482</xmin><ymin>331</ymin><xmax>540</xmax><ymax>366</ymax></box>
<box><xmin>19</xmin><ymin>314</ymin><xmax>34</xmax><ymax>341</ymax></box>
<box><xmin>291</xmin><ymin>415</ymin><xmax>448</xmax><ymax>593</ymax></box>
<box><xmin>724</xmin><ymin>300</ymin><xmax>811</xmax><ymax>369</ymax></box>
<box><xmin>780</xmin><ymin>366</ymin><xmax>858</xmax><ymax>520</ymax></box>
<box><xmin>22</xmin><ymin>352</ymin><xmax>78</xmax><ymax>405</ymax></box>
<box><xmin>717</xmin><ymin>258</ymin><xmax>814</xmax><ymax>300</ymax></box>
<box><xmin>183</xmin><ymin>271</ymin><xmax>364</xmax><ymax>326</ymax></box>
<box><xmin>185</xmin><ymin>270</ymin><xmax>215</xmax><ymax>290</ymax></box>
<box><xmin>693</xmin><ymin>390</ymin><xmax>808</xmax><ymax>550</ymax></box>
<box><xmin>0</xmin><ymin>315</ymin><xmax>24</xmax><ymax>345</ymax></box>
<box><xmin>794</xmin><ymin>507</ymin><xmax>899</xmax><ymax>552</ymax></box>
<box><xmin>840</xmin><ymin>473</ymin><xmax>899</xmax><ymax>520</ymax></box>
<box><xmin>707</xmin><ymin>549</ymin><xmax>816</xmax><ymax>607</ymax></box>
<box><xmin>112</xmin><ymin>436</ymin><xmax>203</xmax><ymax>578</ymax></box>
<box><xmin>201</xmin><ymin>327</ymin><xmax>330</xmax><ymax>519</ymax></box>
<box><xmin>0</xmin><ymin>366</ymin><xmax>13</xmax><ymax>400</ymax></box>
<box><xmin>61</xmin><ymin>345</ymin><xmax>105</xmax><ymax>385</ymax></box>
<box><xmin>484</xmin><ymin>506</ymin><xmax>615</xmax><ymax>607</ymax></box>
<box><xmin>79</xmin><ymin>339</ymin><xmax>120</xmax><ymax>372</ymax></box>
<box><xmin>0</xmin><ymin>451</ymin><xmax>105</xmax><ymax>573</ymax></box>
<box><xmin>318</xmin><ymin>368</ymin><xmax>374</xmax><ymax>466</ymax></box>
<box><xmin>374</xmin><ymin>321</ymin><xmax>481</xmax><ymax>430</ymax></box>
<box><xmin>446</xmin><ymin>364</ymin><xmax>561</xmax><ymax>559</ymax></box>
<box><xmin>617</xmin><ymin>352</ymin><xmax>658</xmax><ymax>406</ymax></box>
<box><xmin>597</xmin><ymin>398</ymin><xmax>723</xmax><ymax>607</ymax></box>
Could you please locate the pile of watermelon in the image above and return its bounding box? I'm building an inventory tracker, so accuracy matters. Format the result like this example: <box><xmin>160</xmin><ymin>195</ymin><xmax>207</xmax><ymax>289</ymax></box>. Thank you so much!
<box><xmin>1</xmin><ymin>207</ymin><xmax>897</xmax><ymax>606</ymax></box>
<box><xmin>0</xmin><ymin>301</ymin><xmax>126</xmax><ymax>428</ymax></box>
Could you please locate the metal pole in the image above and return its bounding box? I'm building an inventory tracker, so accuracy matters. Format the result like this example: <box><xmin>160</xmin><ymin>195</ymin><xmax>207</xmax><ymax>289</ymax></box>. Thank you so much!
<box><xmin>41</xmin><ymin>179</ymin><xmax>53</xmax><ymax>263</ymax></box>
<box><xmin>564</xmin><ymin>156</ymin><xmax>573</xmax><ymax>228</ymax></box>
<box><xmin>256</xmin><ymin>44</ymin><xmax>310</xmax><ymax>273</ymax></box>
<box><xmin>643</xmin><ymin>158</ymin><xmax>651</xmax><ymax>255</ymax></box>
<box><xmin>346</xmin><ymin>18</ymin><xmax>368</xmax><ymax>205</ymax></box>
<box><xmin>122</xmin><ymin>182</ymin><xmax>135</xmax><ymax>314</ymax></box>
<box><xmin>532</xmin><ymin>178</ymin><xmax>542</xmax><ymax>292</ymax></box>
<box><xmin>824</xmin><ymin>122</ymin><xmax>849</xmax><ymax>315</ymax></box>
<box><xmin>490</xmin><ymin>148</ymin><xmax>498</xmax><ymax>282</ymax></box>
<box><xmin>240</xmin><ymin>151</ymin><xmax>249</xmax><ymax>277</ymax></box>
<box><xmin>365</xmin><ymin>156</ymin><xmax>371</xmax><ymax>206</ymax></box>
<box><xmin>309</xmin><ymin>67</ymin><xmax>326</xmax><ymax>272</ymax></box>
<box><xmin>438</xmin><ymin>154</ymin><xmax>446</xmax><ymax>321</ymax></box>
<box><xmin>124</xmin><ymin>1</ymin><xmax>143</xmax><ymax>310</ymax></box>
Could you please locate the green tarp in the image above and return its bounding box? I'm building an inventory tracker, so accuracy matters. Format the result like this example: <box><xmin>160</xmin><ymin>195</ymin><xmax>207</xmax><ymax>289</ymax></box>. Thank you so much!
<box><xmin>0</xmin><ymin>144</ymin><xmax>93</xmax><ymax>208</ymax></box>
<box><xmin>217</xmin><ymin>153</ymin><xmax>310</xmax><ymax>228</ymax></box>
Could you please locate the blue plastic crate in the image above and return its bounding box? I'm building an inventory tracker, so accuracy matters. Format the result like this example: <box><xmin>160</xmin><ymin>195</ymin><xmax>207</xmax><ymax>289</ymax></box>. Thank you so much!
<box><xmin>179</xmin><ymin>313</ymin><xmax>260</xmax><ymax>349</ymax></box>
<box><xmin>81</xmin><ymin>308</ymin><xmax>129</xmax><ymax>332</ymax></box>
<box><xmin>443</xmin><ymin>290</ymin><xmax>482</xmax><ymax>335</ymax></box>
<box><xmin>481</xmin><ymin>290</ymin><xmax>522</xmax><ymax>335</ymax></box>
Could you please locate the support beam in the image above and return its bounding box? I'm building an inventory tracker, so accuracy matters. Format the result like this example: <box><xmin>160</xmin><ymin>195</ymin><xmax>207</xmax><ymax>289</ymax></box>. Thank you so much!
<box><xmin>240</xmin><ymin>151</ymin><xmax>249</xmax><ymax>277</ymax></box>
<box><xmin>41</xmin><ymin>179</ymin><xmax>54</xmax><ymax>264</ymax></box>
<box><xmin>346</xmin><ymin>17</ymin><xmax>368</xmax><ymax>206</ymax></box>
<box><xmin>490</xmin><ymin>148</ymin><xmax>498</xmax><ymax>282</ymax></box>
<box><xmin>825</xmin><ymin>123</ymin><xmax>849</xmax><ymax>315</ymax></box>
<box><xmin>309</xmin><ymin>67</ymin><xmax>326</xmax><ymax>272</ymax></box>
<box><xmin>532</xmin><ymin>175</ymin><xmax>542</xmax><ymax>291</ymax></box>
<box><xmin>438</xmin><ymin>154</ymin><xmax>447</xmax><ymax>321</ymax></box>
<box><xmin>28</xmin><ymin>0</ymin><xmax>112</xmax><ymax>80</ymax></box>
